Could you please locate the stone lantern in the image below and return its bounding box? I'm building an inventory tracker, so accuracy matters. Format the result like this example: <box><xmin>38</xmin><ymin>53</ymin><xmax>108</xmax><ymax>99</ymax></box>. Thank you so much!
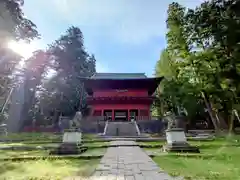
<box><xmin>163</xmin><ymin>112</ymin><xmax>199</xmax><ymax>153</ymax></box>
<box><xmin>50</xmin><ymin>111</ymin><xmax>85</xmax><ymax>155</ymax></box>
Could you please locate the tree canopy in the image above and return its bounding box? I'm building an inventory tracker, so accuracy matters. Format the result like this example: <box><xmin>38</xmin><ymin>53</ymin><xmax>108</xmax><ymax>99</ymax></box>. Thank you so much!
<box><xmin>155</xmin><ymin>0</ymin><xmax>240</xmax><ymax>131</ymax></box>
<box><xmin>0</xmin><ymin>0</ymin><xmax>40</xmax><ymax>124</ymax></box>
<box><xmin>0</xmin><ymin>2</ymin><xmax>96</xmax><ymax>128</ymax></box>
<box><xmin>34</xmin><ymin>26</ymin><xmax>96</xmax><ymax>126</ymax></box>
<box><xmin>2</xmin><ymin>0</ymin><xmax>240</xmax><ymax>132</ymax></box>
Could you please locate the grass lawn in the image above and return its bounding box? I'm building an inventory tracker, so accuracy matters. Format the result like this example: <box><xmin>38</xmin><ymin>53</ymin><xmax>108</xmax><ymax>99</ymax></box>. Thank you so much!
<box><xmin>1</xmin><ymin>133</ymin><xmax>103</xmax><ymax>143</ymax></box>
<box><xmin>0</xmin><ymin>133</ymin><xmax>62</xmax><ymax>141</ymax></box>
<box><xmin>152</xmin><ymin>134</ymin><xmax>240</xmax><ymax>180</ymax></box>
<box><xmin>138</xmin><ymin>141</ymin><xmax>165</xmax><ymax>146</ymax></box>
<box><xmin>0</xmin><ymin>142</ymin><xmax>59</xmax><ymax>148</ymax></box>
<box><xmin>0</xmin><ymin>137</ymin><xmax>108</xmax><ymax>159</ymax></box>
<box><xmin>82</xmin><ymin>134</ymin><xmax>98</xmax><ymax>140</ymax></box>
<box><xmin>0</xmin><ymin>132</ymin><xmax>109</xmax><ymax>147</ymax></box>
<box><xmin>0</xmin><ymin>142</ymin><xmax>108</xmax><ymax>159</ymax></box>
<box><xmin>0</xmin><ymin>133</ymin><xmax>105</xmax><ymax>179</ymax></box>
<box><xmin>84</xmin><ymin>141</ymin><xmax>109</xmax><ymax>147</ymax></box>
<box><xmin>81</xmin><ymin>148</ymin><xmax>107</xmax><ymax>156</ymax></box>
<box><xmin>0</xmin><ymin>141</ymin><xmax>109</xmax><ymax>149</ymax></box>
<box><xmin>0</xmin><ymin>149</ymin><xmax>48</xmax><ymax>159</ymax></box>
<box><xmin>0</xmin><ymin>159</ymin><xmax>99</xmax><ymax>180</ymax></box>
<box><xmin>0</xmin><ymin>147</ymin><xmax>107</xmax><ymax>159</ymax></box>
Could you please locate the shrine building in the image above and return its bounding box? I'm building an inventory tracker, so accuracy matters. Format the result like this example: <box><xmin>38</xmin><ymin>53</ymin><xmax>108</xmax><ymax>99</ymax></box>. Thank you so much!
<box><xmin>82</xmin><ymin>73</ymin><xmax>163</xmax><ymax>121</ymax></box>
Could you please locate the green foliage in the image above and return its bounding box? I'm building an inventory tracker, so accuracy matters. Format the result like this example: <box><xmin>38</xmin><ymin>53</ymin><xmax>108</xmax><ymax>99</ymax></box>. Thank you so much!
<box><xmin>155</xmin><ymin>0</ymin><xmax>240</xmax><ymax>129</ymax></box>
<box><xmin>0</xmin><ymin>0</ymin><xmax>40</xmax><ymax>42</ymax></box>
<box><xmin>0</xmin><ymin>3</ymin><xmax>96</xmax><ymax>127</ymax></box>
<box><xmin>20</xmin><ymin>51</ymin><xmax>49</xmax><ymax>126</ymax></box>
<box><xmin>37</xmin><ymin>26</ymin><xmax>96</xmax><ymax>123</ymax></box>
<box><xmin>0</xmin><ymin>0</ymin><xmax>40</xmax><ymax>105</ymax></box>
<box><xmin>155</xmin><ymin>49</ymin><xmax>176</xmax><ymax>79</ymax></box>
<box><xmin>0</xmin><ymin>0</ymin><xmax>40</xmax><ymax>127</ymax></box>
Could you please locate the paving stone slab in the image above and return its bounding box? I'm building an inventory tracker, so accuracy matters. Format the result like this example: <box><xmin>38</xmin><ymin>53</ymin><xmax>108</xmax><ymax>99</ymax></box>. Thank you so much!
<box><xmin>91</xmin><ymin>141</ymin><xmax>183</xmax><ymax>180</ymax></box>
<box><xmin>110</xmin><ymin>141</ymin><xmax>137</xmax><ymax>146</ymax></box>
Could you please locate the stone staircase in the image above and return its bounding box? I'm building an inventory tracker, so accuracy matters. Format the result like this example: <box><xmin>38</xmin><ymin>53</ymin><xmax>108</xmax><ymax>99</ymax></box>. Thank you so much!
<box><xmin>104</xmin><ymin>122</ymin><xmax>140</xmax><ymax>136</ymax></box>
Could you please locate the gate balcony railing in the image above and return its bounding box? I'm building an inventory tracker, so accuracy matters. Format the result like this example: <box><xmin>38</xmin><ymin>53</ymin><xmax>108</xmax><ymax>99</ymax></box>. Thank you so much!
<box><xmin>83</xmin><ymin>116</ymin><xmax>161</xmax><ymax>121</ymax></box>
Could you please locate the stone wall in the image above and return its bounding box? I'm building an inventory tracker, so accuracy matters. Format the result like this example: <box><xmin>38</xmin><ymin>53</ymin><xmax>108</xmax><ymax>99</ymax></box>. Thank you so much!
<box><xmin>80</xmin><ymin>119</ymin><xmax>105</xmax><ymax>133</ymax></box>
<box><xmin>137</xmin><ymin>120</ymin><xmax>165</xmax><ymax>134</ymax></box>
<box><xmin>22</xmin><ymin>118</ymin><xmax>165</xmax><ymax>134</ymax></box>
<box><xmin>80</xmin><ymin>118</ymin><xmax>165</xmax><ymax>134</ymax></box>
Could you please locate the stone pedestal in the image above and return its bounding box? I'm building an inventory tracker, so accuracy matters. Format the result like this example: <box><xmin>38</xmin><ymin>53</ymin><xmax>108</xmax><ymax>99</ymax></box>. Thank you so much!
<box><xmin>63</xmin><ymin>132</ymin><xmax>82</xmax><ymax>144</ymax></box>
<box><xmin>163</xmin><ymin>128</ymin><xmax>199</xmax><ymax>153</ymax></box>
<box><xmin>50</xmin><ymin>131</ymin><xmax>87</xmax><ymax>155</ymax></box>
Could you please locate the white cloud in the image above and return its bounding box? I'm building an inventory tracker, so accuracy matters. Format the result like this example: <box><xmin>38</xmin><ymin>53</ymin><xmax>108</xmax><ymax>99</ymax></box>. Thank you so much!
<box><xmin>23</xmin><ymin>0</ymin><xmax>205</xmax><ymax>74</ymax></box>
<box><xmin>47</xmin><ymin>0</ymin><xmax>204</xmax><ymax>45</ymax></box>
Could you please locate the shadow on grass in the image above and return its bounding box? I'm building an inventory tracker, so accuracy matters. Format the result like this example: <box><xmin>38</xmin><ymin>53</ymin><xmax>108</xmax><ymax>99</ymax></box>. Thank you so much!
<box><xmin>0</xmin><ymin>162</ymin><xmax>21</xmax><ymax>175</ymax></box>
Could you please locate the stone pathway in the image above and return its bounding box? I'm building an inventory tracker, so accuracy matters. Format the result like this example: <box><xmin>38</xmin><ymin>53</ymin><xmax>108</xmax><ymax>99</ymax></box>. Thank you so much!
<box><xmin>110</xmin><ymin>141</ymin><xmax>137</xmax><ymax>146</ymax></box>
<box><xmin>90</xmin><ymin>141</ymin><xmax>183</xmax><ymax>180</ymax></box>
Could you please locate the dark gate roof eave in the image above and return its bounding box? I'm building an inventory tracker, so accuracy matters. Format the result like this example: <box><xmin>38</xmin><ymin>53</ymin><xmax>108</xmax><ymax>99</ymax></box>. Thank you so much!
<box><xmin>79</xmin><ymin>77</ymin><xmax>164</xmax><ymax>95</ymax></box>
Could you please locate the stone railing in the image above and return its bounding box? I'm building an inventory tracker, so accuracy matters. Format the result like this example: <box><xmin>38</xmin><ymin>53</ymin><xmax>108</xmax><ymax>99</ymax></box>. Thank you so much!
<box><xmin>134</xmin><ymin>121</ymin><xmax>141</xmax><ymax>135</ymax></box>
<box><xmin>103</xmin><ymin>120</ymin><xmax>109</xmax><ymax>135</ymax></box>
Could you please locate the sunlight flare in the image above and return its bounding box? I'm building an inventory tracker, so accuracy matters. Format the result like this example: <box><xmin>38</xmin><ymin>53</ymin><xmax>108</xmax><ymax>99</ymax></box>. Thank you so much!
<box><xmin>7</xmin><ymin>40</ymin><xmax>36</xmax><ymax>59</ymax></box>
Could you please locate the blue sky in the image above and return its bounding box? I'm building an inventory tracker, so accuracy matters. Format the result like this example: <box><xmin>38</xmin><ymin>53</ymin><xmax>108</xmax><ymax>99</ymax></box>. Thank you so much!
<box><xmin>23</xmin><ymin>0</ymin><xmax>204</xmax><ymax>77</ymax></box>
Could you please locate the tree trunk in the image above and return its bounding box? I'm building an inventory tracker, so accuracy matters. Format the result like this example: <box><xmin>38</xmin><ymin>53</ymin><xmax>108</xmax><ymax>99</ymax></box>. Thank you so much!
<box><xmin>215</xmin><ymin>112</ymin><xmax>228</xmax><ymax>130</ymax></box>
<box><xmin>201</xmin><ymin>91</ymin><xmax>219</xmax><ymax>132</ymax></box>
<box><xmin>160</xmin><ymin>100</ymin><xmax>164</xmax><ymax>117</ymax></box>
<box><xmin>53</xmin><ymin>110</ymin><xmax>60</xmax><ymax>125</ymax></box>
<box><xmin>229</xmin><ymin>111</ymin><xmax>234</xmax><ymax>133</ymax></box>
